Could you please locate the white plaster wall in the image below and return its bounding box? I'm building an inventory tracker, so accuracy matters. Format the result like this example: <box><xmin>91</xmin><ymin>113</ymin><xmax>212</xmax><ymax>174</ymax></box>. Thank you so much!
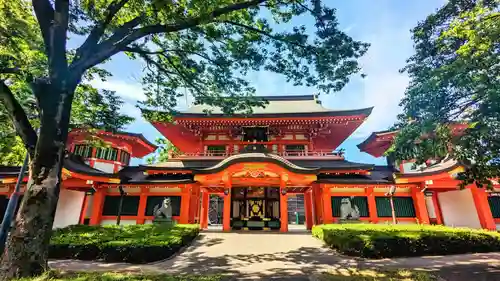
<box><xmin>101</xmin><ymin>219</ymin><xmax>136</xmax><ymax>226</ymax></box>
<box><xmin>93</xmin><ymin>162</ymin><xmax>115</xmax><ymax>173</ymax></box>
<box><xmin>53</xmin><ymin>189</ymin><xmax>85</xmax><ymax>229</ymax></box>
<box><xmin>438</xmin><ymin>189</ymin><xmax>481</xmax><ymax>229</ymax></box>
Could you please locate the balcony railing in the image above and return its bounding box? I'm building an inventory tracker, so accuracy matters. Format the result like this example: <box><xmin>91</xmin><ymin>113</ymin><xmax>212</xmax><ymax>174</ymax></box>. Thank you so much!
<box><xmin>171</xmin><ymin>149</ymin><xmax>344</xmax><ymax>160</ymax></box>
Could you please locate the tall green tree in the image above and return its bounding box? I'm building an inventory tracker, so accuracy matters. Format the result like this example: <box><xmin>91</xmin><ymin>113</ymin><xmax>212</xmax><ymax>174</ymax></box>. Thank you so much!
<box><xmin>0</xmin><ymin>0</ymin><xmax>369</xmax><ymax>278</ymax></box>
<box><xmin>146</xmin><ymin>137</ymin><xmax>179</xmax><ymax>164</ymax></box>
<box><xmin>388</xmin><ymin>0</ymin><xmax>500</xmax><ymax>188</ymax></box>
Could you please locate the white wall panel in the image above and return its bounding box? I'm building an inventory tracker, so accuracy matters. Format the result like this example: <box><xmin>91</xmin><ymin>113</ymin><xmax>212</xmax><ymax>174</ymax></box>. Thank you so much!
<box><xmin>53</xmin><ymin>189</ymin><xmax>85</xmax><ymax>229</ymax></box>
<box><xmin>438</xmin><ymin>189</ymin><xmax>481</xmax><ymax>229</ymax></box>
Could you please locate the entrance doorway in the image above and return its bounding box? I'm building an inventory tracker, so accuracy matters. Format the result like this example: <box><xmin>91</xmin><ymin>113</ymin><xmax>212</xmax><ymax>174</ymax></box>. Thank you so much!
<box><xmin>288</xmin><ymin>194</ymin><xmax>306</xmax><ymax>225</ymax></box>
<box><xmin>208</xmin><ymin>195</ymin><xmax>224</xmax><ymax>226</ymax></box>
<box><xmin>230</xmin><ymin>187</ymin><xmax>281</xmax><ymax>230</ymax></box>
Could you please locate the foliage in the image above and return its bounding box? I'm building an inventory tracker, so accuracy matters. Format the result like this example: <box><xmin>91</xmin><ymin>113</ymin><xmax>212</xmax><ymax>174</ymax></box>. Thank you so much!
<box><xmin>67</xmin><ymin>0</ymin><xmax>370</xmax><ymax>119</ymax></box>
<box><xmin>146</xmin><ymin>137</ymin><xmax>179</xmax><ymax>164</ymax></box>
<box><xmin>315</xmin><ymin>269</ymin><xmax>437</xmax><ymax>281</ymax></box>
<box><xmin>71</xmin><ymin>86</ymin><xmax>135</xmax><ymax>132</ymax></box>
<box><xmin>49</xmin><ymin>224</ymin><xmax>199</xmax><ymax>263</ymax></box>
<box><xmin>14</xmin><ymin>271</ymin><xmax>222</xmax><ymax>281</ymax></box>
<box><xmin>313</xmin><ymin>224</ymin><xmax>500</xmax><ymax>259</ymax></box>
<box><xmin>388</xmin><ymin>0</ymin><xmax>500</xmax><ymax>188</ymax></box>
<box><xmin>0</xmin><ymin>0</ymin><xmax>134</xmax><ymax>166</ymax></box>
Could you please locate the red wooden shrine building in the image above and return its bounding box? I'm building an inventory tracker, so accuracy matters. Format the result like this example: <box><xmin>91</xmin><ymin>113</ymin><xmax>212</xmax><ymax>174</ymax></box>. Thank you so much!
<box><xmin>1</xmin><ymin>95</ymin><xmax>499</xmax><ymax>231</ymax></box>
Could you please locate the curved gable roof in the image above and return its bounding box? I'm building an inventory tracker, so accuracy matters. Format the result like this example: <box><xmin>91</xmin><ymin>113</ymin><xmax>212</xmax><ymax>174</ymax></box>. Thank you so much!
<box><xmin>193</xmin><ymin>153</ymin><xmax>319</xmax><ymax>174</ymax></box>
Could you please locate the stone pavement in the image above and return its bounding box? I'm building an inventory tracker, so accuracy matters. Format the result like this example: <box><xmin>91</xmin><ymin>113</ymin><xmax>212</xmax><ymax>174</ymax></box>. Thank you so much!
<box><xmin>49</xmin><ymin>230</ymin><xmax>500</xmax><ymax>280</ymax></box>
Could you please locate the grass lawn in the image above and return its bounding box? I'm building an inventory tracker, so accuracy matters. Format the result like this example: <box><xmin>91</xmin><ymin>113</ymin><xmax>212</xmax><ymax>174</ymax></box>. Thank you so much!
<box><xmin>315</xmin><ymin>269</ymin><xmax>438</xmax><ymax>281</ymax></box>
<box><xmin>14</xmin><ymin>270</ymin><xmax>437</xmax><ymax>281</ymax></box>
<box><xmin>15</xmin><ymin>271</ymin><xmax>223</xmax><ymax>281</ymax></box>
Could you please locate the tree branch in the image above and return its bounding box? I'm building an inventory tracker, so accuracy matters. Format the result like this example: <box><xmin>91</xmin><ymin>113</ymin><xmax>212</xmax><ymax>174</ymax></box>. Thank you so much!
<box><xmin>0</xmin><ymin>67</ymin><xmax>21</xmax><ymax>75</ymax></box>
<box><xmin>105</xmin><ymin>0</ymin><xmax>268</xmax><ymax>54</ymax></box>
<box><xmin>162</xmin><ymin>54</ymin><xmax>205</xmax><ymax>97</ymax></box>
<box><xmin>74</xmin><ymin>0</ymin><xmax>131</xmax><ymax>61</ymax></box>
<box><xmin>0</xmin><ymin>80</ymin><xmax>37</xmax><ymax>157</ymax></box>
<box><xmin>122</xmin><ymin>46</ymin><xmax>226</xmax><ymax>68</ymax></box>
<box><xmin>32</xmin><ymin>0</ymin><xmax>54</xmax><ymax>55</ymax></box>
<box><xmin>222</xmin><ymin>20</ymin><xmax>316</xmax><ymax>52</ymax></box>
<box><xmin>49</xmin><ymin>0</ymin><xmax>70</xmax><ymax>80</ymax></box>
<box><xmin>72</xmin><ymin>0</ymin><xmax>267</xmax><ymax>75</ymax></box>
<box><xmin>69</xmin><ymin>16</ymin><xmax>144</xmax><ymax>74</ymax></box>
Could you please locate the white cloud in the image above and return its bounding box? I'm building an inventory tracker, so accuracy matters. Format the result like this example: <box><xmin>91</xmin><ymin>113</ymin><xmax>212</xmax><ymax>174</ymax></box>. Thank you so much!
<box><xmin>90</xmin><ymin>79</ymin><xmax>146</xmax><ymax>101</ymax></box>
<box><xmin>120</xmin><ymin>102</ymin><xmax>142</xmax><ymax>119</ymax></box>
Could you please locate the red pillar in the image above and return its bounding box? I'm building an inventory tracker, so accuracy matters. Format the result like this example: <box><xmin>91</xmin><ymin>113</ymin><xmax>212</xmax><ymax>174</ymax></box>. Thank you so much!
<box><xmin>223</xmin><ymin>189</ymin><xmax>231</xmax><ymax>231</ymax></box>
<box><xmin>322</xmin><ymin>184</ymin><xmax>333</xmax><ymax>224</ymax></box>
<box><xmin>188</xmin><ymin>184</ymin><xmax>200</xmax><ymax>223</ymax></box>
<box><xmin>470</xmin><ymin>186</ymin><xmax>496</xmax><ymax>230</ymax></box>
<box><xmin>312</xmin><ymin>183</ymin><xmax>322</xmax><ymax>224</ymax></box>
<box><xmin>89</xmin><ymin>188</ymin><xmax>105</xmax><ymax>226</ymax></box>
<box><xmin>200</xmin><ymin>191</ymin><xmax>209</xmax><ymax>229</ymax></box>
<box><xmin>280</xmin><ymin>189</ymin><xmax>288</xmax><ymax>232</ymax></box>
<box><xmin>78</xmin><ymin>194</ymin><xmax>89</xmax><ymax>224</ymax></box>
<box><xmin>304</xmin><ymin>190</ymin><xmax>313</xmax><ymax>230</ymax></box>
<box><xmin>136</xmin><ymin>187</ymin><xmax>148</xmax><ymax>224</ymax></box>
<box><xmin>180</xmin><ymin>185</ymin><xmax>191</xmax><ymax>224</ymax></box>
<box><xmin>79</xmin><ymin>194</ymin><xmax>89</xmax><ymax>224</ymax></box>
<box><xmin>431</xmin><ymin>191</ymin><xmax>443</xmax><ymax>225</ymax></box>
<box><xmin>412</xmin><ymin>187</ymin><xmax>430</xmax><ymax>224</ymax></box>
<box><xmin>366</xmin><ymin>186</ymin><xmax>378</xmax><ymax>224</ymax></box>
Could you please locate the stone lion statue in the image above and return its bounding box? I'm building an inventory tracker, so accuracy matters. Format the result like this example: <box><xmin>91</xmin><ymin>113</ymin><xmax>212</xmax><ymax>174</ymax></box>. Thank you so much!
<box><xmin>153</xmin><ymin>197</ymin><xmax>172</xmax><ymax>220</ymax></box>
<box><xmin>340</xmin><ymin>197</ymin><xmax>360</xmax><ymax>220</ymax></box>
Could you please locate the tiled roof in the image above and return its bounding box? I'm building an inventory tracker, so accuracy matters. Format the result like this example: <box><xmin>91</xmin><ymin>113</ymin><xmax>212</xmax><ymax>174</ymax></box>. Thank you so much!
<box><xmin>317</xmin><ymin>166</ymin><xmax>395</xmax><ymax>184</ymax></box>
<box><xmin>171</xmin><ymin>95</ymin><xmax>373</xmax><ymax>117</ymax></box>
<box><xmin>0</xmin><ymin>154</ymin><xmax>118</xmax><ymax>179</ymax></box>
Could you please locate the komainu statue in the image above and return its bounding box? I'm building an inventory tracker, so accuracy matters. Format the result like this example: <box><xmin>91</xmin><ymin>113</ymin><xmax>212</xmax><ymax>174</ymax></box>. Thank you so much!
<box><xmin>340</xmin><ymin>197</ymin><xmax>360</xmax><ymax>220</ymax></box>
<box><xmin>154</xmin><ymin>197</ymin><xmax>173</xmax><ymax>220</ymax></box>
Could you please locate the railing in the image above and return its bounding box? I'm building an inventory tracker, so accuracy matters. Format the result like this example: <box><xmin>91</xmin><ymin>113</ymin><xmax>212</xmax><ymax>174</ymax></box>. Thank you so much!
<box><xmin>171</xmin><ymin>149</ymin><xmax>344</xmax><ymax>159</ymax></box>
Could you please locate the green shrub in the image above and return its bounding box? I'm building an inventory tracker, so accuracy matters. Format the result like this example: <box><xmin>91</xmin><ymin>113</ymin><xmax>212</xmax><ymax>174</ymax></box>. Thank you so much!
<box><xmin>49</xmin><ymin>224</ymin><xmax>199</xmax><ymax>263</ymax></box>
<box><xmin>313</xmin><ymin>224</ymin><xmax>500</xmax><ymax>258</ymax></box>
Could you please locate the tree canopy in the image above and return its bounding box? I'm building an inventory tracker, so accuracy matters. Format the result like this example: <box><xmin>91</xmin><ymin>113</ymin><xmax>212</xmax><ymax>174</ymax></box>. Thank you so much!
<box><xmin>0</xmin><ymin>0</ymin><xmax>134</xmax><ymax>165</ymax></box>
<box><xmin>146</xmin><ymin>137</ymin><xmax>179</xmax><ymax>164</ymax></box>
<box><xmin>388</xmin><ymin>0</ymin><xmax>500</xmax><ymax>188</ymax></box>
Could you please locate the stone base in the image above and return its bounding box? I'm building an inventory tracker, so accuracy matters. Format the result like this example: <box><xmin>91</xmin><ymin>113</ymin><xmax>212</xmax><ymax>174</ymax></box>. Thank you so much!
<box><xmin>338</xmin><ymin>219</ymin><xmax>364</xmax><ymax>224</ymax></box>
<box><xmin>153</xmin><ymin>218</ymin><xmax>176</xmax><ymax>226</ymax></box>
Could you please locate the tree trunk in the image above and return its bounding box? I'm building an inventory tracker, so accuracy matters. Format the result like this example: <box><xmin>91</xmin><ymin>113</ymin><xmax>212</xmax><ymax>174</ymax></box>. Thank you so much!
<box><xmin>0</xmin><ymin>79</ymin><xmax>76</xmax><ymax>280</ymax></box>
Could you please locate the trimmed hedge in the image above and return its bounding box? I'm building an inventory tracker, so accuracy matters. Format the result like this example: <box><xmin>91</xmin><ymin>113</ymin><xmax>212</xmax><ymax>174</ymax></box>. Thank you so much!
<box><xmin>313</xmin><ymin>224</ymin><xmax>500</xmax><ymax>259</ymax></box>
<box><xmin>49</xmin><ymin>224</ymin><xmax>199</xmax><ymax>263</ymax></box>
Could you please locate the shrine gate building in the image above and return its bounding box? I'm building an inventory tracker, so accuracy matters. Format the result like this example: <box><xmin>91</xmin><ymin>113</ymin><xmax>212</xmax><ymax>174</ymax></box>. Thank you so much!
<box><xmin>1</xmin><ymin>95</ymin><xmax>499</xmax><ymax>231</ymax></box>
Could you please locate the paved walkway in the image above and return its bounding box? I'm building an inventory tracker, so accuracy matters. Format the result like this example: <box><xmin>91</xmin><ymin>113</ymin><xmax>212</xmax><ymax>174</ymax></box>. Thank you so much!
<box><xmin>49</xmin><ymin>231</ymin><xmax>500</xmax><ymax>280</ymax></box>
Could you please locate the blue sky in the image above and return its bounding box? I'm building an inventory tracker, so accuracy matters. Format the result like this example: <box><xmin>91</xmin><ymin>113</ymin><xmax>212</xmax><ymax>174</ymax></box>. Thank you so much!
<box><xmin>85</xmin><ymin>0</ymin><xmax>444</xmax><ymax>166</ymax></box>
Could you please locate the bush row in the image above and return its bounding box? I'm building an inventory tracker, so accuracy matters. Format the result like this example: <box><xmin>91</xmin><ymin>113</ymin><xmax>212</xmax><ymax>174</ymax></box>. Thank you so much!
<box><xmin>313</xmin><ymin>224</ymin><xmax>500</xmax><ymax>259</ymax></box>
<box><xmin>49</xmin><ymin>224</ymin><xmax>199</xmax><ymax>263</ymax></box>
